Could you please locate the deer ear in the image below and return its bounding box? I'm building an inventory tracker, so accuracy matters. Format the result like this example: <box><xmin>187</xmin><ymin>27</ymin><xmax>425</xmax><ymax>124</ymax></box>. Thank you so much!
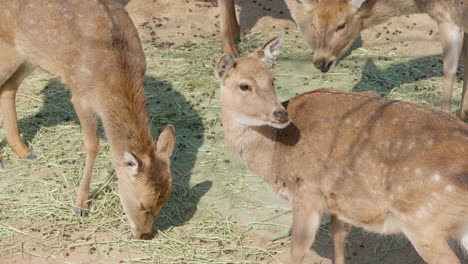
<box><xmin>350</xmin><ymin>0</ymin><xmax>367</xmax><ymax>9</ymax></box>
<box><xmin>251</xmin><ymin>36</ymin><xmax>284</xmax><ymax>65</ymax></box>
<box><xmin>123</xmin><ymin>152</ymin><xmax>140</xmax><ymax>177</ymax></box>
<box><xmin>215</xmin><ymin>54</ymin><xmax>237</xmax><ymax>83</ymax></box>
<box><xmin>155</xmin><ymin>125</ymin><xmax>176</xmax><ymax>160</ymax></box>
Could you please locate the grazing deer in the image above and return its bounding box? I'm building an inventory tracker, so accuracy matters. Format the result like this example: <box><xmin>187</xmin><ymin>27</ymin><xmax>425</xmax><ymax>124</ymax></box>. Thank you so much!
<box><xmin>215</xmin><ymin>36</ymin><xmax>468</xmax><ymax>264</ymax></box>
<box><xmin>218</xmin><ymin>0</ymin><xmax>317</xmax><ymax>56</ymax></box>
<box><xmin>0</xmin><ymin>0</ymin><xmax>176</xmax><ymax>239</ymax></box>
<box><xmin>303</xmin><ymin>0</ymin><xmax>468</xmax><ymax>121</ymax></box>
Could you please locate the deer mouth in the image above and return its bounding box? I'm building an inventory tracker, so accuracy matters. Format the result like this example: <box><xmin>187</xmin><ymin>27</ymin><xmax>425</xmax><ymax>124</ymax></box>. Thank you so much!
<box><xmin>268</xmin><ymin>119</ymin><xmax>291</xmax><ymax>129</ymax></box>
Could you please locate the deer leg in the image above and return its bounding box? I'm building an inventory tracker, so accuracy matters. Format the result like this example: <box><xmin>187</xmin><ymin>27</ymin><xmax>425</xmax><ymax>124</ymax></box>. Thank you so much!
<box><xmin>438</xmin><ymin>22</ymin><xmax>463</xmax><ymax>114</ymax></box>
<box><xmin>71</xmin><ymin>97</ymin><xmax>100</xmax><ymax>217</ymax></box>
<box><xmin>401</xmin><ymin>224</ymin><xmax>460</xmax><ymax>264</ymax></box>
<box><xmin>330</xmin><ymin>214</ymin><xmax>351</xmax><ymax>264</ymax></box>
<box><xmin>290</xmin><ymin>202</ymin><xmax>322</xmax><ymax>264</ymax></box>
<box><xmin>219</xmin><ymin>0</ymin><xmax>244</xmax><ymax>56</ymax></box>
<box><xmin>459</xmin><ymin>33</ymin><xmax>468</xmax><ymax>120</ymax></box>
<box><xmin>0</xmin><ymin>64</ymin><xmax>35</xmax><ymax>161</ymax></box>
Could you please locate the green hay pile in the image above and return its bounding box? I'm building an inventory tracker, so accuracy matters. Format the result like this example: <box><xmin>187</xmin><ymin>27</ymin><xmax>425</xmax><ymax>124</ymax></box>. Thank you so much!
<box><xmin>0</xmin><ymin>32</ymin><xmax>463</xmax><ymax>263</ymax></box>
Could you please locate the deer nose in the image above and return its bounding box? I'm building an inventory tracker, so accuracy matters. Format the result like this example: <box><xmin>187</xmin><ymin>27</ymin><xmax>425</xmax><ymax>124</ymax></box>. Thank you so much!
<box><xmin>313</xmin><ymin>59</ymin><xmax>334</xmax><ymax>73</ymax></box>
<box><xmin>139</xmin><ymin>233</ymin><xmax>154</xmax><ymax>240</ymax></box>
<box><xmin>273</xmin><ymin>110</ymin><xmax>289</xmax><ymax>123</ymax></box>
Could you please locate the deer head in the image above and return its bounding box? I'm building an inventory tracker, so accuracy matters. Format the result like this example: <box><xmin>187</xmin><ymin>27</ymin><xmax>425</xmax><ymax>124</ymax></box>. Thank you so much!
<box><xmin>215</xmin><ymin>36</ymin><xmax>290</xmax><ymax>129</ymax></box>
<box><xmin>116</xmin><ymin>125</ymin><xmax>175</xmax><ymax>239</ymax></box>
<box><xmin>302</xmin><ymin>0</ymin><xmax>376</xmax><ymax>72</ymax></box>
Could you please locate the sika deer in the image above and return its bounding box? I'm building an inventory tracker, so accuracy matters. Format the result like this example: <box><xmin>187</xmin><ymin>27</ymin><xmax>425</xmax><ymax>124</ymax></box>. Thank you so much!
<box><xmin>216</xmin><ymin>36</ymin><xmax>468</xmax><ymax>263</ymax></box>
<box><xmin>219</xmin><ymin>0</ymin><xmax>317</xmax><ymax>56</ymax></box>
<box><xmin>304</xmin><ymin>0</ymin><xmax>468</xmax><ymax>120</ymax></box>
<box><xmin>0</xmin><ymin>0</ymin><xmax>175</xmax><ymax>239</ymax></box>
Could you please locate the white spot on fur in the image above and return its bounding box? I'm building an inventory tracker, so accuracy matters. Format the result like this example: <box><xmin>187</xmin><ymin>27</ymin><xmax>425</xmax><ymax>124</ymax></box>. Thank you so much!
<box><xmin>431</xmin><ymin>173</ymin><xmax>441</xmax><ymax>182</ymax></box>
<box><xmin>397</xmin><ymin>186</ymin><xmax>403</xmax><ymax>192</ymax></box>
<box><xmin>396</xmin><ymin>139</ymin><xmax>404</xmax><ymax>149</ymax></box>
<box><xmin>415</xmin><ymin>168</ymin><xmax>422</xmax><ymax>175</ymax></box>
<box><xmin>391</xmin><ymin>118</ymin><xmax>398</xmax><ymax>124</ymax></box>
<box><xmin>80</xmin><ymin>67</ymin><xmax>92</xmax><ymax>75</ymax></box>
<box><xmin>416</xmin><ymin>207</ymin><xmax>429</xmax><ymax>219</ymax></box>
<box><xmin>403</xmin><ymin>167</ymin><xmax>409</xmax><ymax>172</ymax></box>
<box><xmin>408</xmin><ymin>142</ymin><xmax>416</xmax><ymax>151</ymax></box>
<box><xmin>345</xmin><ymin>167</ymin><xmax>353</xmax><ymax>175</ymax></box>
<box><xmin>426</xmin><ymin>139</ymin><xmax>434</xmax><ymax>148</ymax></box>
<box><xmin>446</xmin><ymin>185</ymin><xmax>455</xmax><ymax>192</ymax></box>
<box><xmin>363</xmin><ymin>132</ymin><xmax>369</xmax><ymax>139</ymax></box>
<box><xmin>345</xmin><ymin>119</ymin><xmax>351</xmax><ymax>124</ymax></box>
<box><xmin>355</xmin><ymin>120</ymin><xmax>361</xmax><ymax>127</ymax></box>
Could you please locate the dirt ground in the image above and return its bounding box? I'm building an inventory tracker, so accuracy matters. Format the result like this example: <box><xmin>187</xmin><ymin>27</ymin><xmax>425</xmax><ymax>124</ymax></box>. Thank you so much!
<box><xmin>1</xmin><ymin>0</ymin><xmax>467</xmax><ymax>263</ymax></box>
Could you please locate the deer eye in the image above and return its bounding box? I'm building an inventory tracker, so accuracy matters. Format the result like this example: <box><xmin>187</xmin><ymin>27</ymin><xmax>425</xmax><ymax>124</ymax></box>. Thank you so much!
<box><xmin>336</xmin><ymin>23</ymin><xmax>346</xmax><ymax>31</ymax></box>
<box><xmin>239</xmin><ymin>84</ymin><xmax>250</xmax><ymax>91</ymax></box>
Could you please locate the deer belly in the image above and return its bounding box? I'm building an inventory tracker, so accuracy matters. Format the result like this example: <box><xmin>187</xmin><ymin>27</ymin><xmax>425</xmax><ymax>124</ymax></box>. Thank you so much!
<box><xmin>337</xmin><ymin>213</ymin><xmax>402</xmax><ymax>234</ymax></box>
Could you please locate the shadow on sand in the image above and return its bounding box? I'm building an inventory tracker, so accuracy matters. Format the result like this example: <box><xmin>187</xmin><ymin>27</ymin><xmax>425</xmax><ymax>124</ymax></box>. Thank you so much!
<box><xmin>352</xmin><ymin>56</ymin><xmax>463</xmax><ymax>104</ymax></box>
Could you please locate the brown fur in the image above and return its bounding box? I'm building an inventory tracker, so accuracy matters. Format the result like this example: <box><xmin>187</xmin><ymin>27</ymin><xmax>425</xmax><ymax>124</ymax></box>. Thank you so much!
<box><xmin>310</xmin><ymin>0</ymin><xmax>468</xmax><ymax>121</ymax></box>
<box><xmin>0</xmin><ymin>0</ymin><xmax>175</xmax><ymax>239</ymax></box>
<box><xmin>216</xmin><ymin>37</ymin><xmax>468</xmax><ymax>264</ymax></box>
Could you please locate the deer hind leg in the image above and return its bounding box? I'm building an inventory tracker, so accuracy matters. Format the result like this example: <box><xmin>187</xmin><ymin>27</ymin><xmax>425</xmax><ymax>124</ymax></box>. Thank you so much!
<box><xmin>290</xmin><ymin>201</ymin><xmax>322</xmax><ymax>264</ymax></box>
<box><xmin>0</xmin><ymin>63</ymin><xmax>35</xmax><ymax>164</ymax></box>
<box><xmin>330</xmin><ymin>214</ymin><xmax>351</xmax><ymax>264</ymax></box>
<box><xmin>219</xmin><ymin>0</ymin><xmax>244</xmax><ymax>56</ymax></box>
<box><xmin>401</xmin><ymin>224</ymin><xmax>460</xmax><ymax>264</ymax></box>
<box><xmin>71</xmin><ymin>97</ymin><xmax>100</xmax><ymax>217</ymax></box>
<box><xmin>438</xmin><ymin>22</ymin><xmax>463</xmax><ymax>114</ymax></box>
<box><xmin>459</xmin><ymin>33</ymin><xmax>468</xmax><ymax>120</ymax></box>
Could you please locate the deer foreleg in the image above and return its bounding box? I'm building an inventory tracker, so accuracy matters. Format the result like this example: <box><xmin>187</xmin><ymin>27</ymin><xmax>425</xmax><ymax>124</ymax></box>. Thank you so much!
<box><xmin>72</xmin><ymin>97</ymin><xmax>100</xmax><ymax>217</ymax></box>
<box><xmin>330</xmin><ymin>214</ymin><xmax>351</xmax><ymax>264</ymax></box>
<box><xmin>438</xmin><ymin>22</ymin><xmax>463</xmax><ymax>114</ymax></box>
<box><xmin>290</xmin><ymin>199</ymin><xmax>322</xmax><ymax>264</ymax></box>
<box><xmin>219</xmin><ymin>0</ymin><xmax>244</xmax><ymax>56</ymax></box>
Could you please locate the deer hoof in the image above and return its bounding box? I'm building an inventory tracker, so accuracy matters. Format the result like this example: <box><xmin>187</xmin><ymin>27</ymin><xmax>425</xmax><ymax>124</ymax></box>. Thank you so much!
<box><xmin>74</xmin><ymin>208</ymin><xmax>89</xmax><ymax>217</ymax></box>
<box><xmin>26</xmin><ymin>151</ymin><xmax>37</xmax><ymax>160</ymax></box>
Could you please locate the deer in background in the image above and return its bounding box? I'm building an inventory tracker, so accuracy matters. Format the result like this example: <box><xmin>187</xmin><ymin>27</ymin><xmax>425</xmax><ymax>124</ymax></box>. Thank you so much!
<box><xmin>0</xmin><ymin>0</ymin><xmax>175</xmax><ymax>239</ymax></box>
<box><xmin>215</xmin><ymin>36</ymin><xmax>468</xmax><ymax>263</ymax></box>
<box><xmin>219</xmin><ymin>0</ymin><xmax>317</xmax><ymax>56</ymax></box>
<box><xmin>304</xmin><ymin>0</ymin><xmax>468</xmax><ymax>121</ymax></box>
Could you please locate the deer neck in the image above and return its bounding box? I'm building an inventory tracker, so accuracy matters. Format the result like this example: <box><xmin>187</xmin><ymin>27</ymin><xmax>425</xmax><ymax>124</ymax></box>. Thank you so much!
<box><xmin>221</xmin><ymin>110</ymin><xmax>278</xmax><ymax>181</ymax></box>
<box><xmin>363</xmin><ymin>0</ymin><xmax>421</xmax><ymax>29</ymax></box>
<box><xmin>99</xmin><ymin>79</ymin><xmax>155</xmax><ymax>161</ymax></box>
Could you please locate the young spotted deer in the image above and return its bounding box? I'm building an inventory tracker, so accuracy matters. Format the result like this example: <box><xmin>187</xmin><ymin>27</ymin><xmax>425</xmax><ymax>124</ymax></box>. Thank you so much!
<box><xmin>215</xmin><ymin>36</ymin><xmax>468</xmax><ymax>264</ymax></box>
<box><xmin>0</xmin><ymin>0</ymin><xmax>175</xmax><ymax>239</ymax></box>
<box><xmin>302</xmin><ymin>0</ymin><xmax>468</xmax><ymax>120</ymax></box>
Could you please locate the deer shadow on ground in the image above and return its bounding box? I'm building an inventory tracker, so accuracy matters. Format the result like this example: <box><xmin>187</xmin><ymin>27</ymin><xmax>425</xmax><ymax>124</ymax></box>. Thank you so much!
<box><xmin>352</xmin><ymin>56</ymin><xmax>464</xmax><ymax>106</ymax></box>
<box><xmin>0</xmin><ymin>75</ymin><xmax>210</xmax><ymax>232</ymax></box>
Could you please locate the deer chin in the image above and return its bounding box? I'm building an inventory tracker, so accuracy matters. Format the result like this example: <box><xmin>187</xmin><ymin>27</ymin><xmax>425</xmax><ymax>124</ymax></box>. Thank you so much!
<box><xmin>234</xmin><ymin>116</ymin><xmax>290</xmax><ymax>129</ymax></box>
<box><xmin>268</xmin><ymin>120</ymin><xmax>291</xmax><ymax>129</ymax></box>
